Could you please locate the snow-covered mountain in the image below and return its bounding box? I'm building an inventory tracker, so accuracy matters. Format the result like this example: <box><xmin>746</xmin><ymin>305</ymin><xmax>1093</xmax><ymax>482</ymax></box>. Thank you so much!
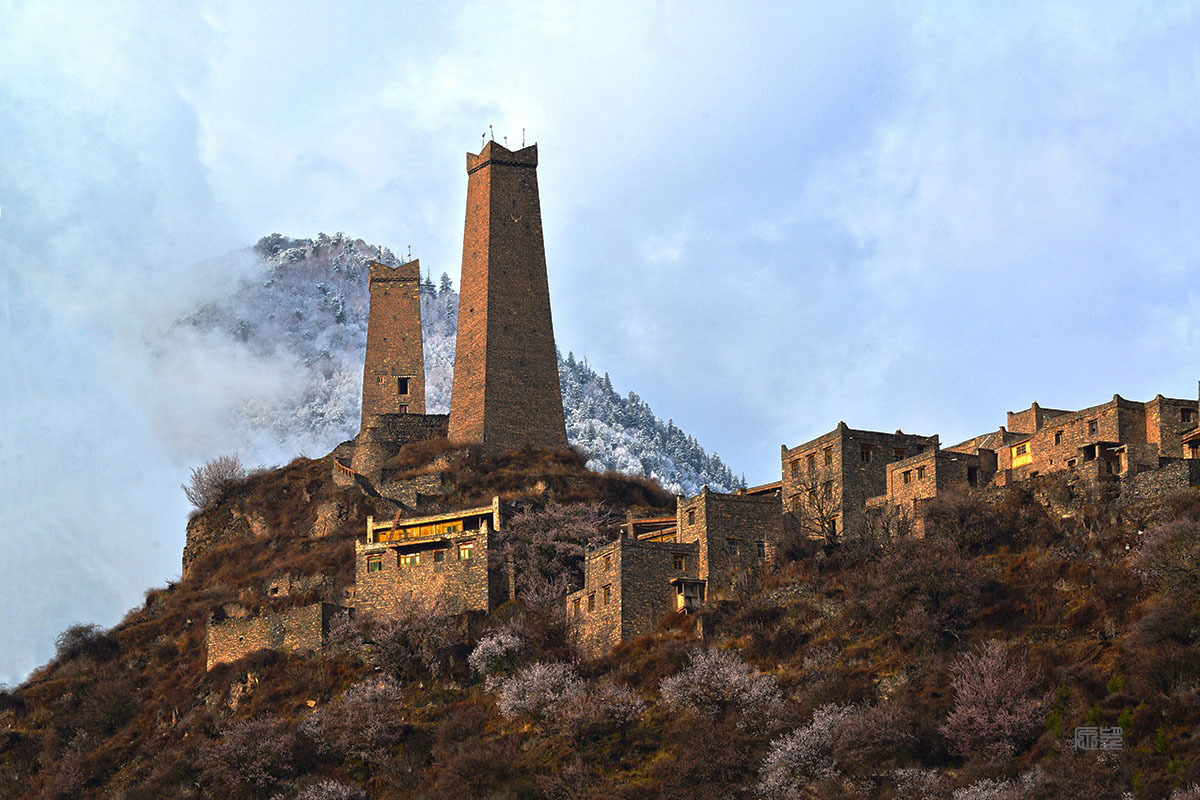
<box><xmin>177</xmin><ymin>233</ymin><xmax>742</xmax><ymax>494</ymax></box>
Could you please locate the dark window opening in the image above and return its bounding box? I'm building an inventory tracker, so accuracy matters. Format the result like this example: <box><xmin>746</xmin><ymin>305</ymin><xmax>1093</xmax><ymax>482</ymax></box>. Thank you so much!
<box><xmin>967</xmin><ymin>466</ymin><xmax>978</xmax><ymax>485</ymax></box>
<box><xmin>433</xmin><ymin>550</ymin><xmax>446</xmax><ymax>563</ymax></box>
<box><xmin>398</xmin><ymin>405</ymin><xmax>409</xmax><ymax>414</ymax></box>
<box><xmin>366</xmin><ymin>556</ymin><xmax>383</xmax><ymax>573</ymax></box>
<box><xmin>1183</xmin><ymin>408</ymin><xmax>1197</xmax><ymax>423</ymax></box>
<box><xmin>1054</xmin><ymin>430</ymin><xmax>1063</xmax><ymax>445</ymax></box>
<box><xmin>687</xmin><ymin>509</ymin><xmax>695</xmax><ymax>525</ymax></box>
<box><xmin>397</xmin><ymin>376</ymin><xmax>410</xmax><ymax>395</ymax></box>
<box><xmin>1088</xmin><ymin>419</ymin><xmax>1098</xmax><ymax>436</ymax></box>
<box><xmin>756</xmin><ymin>541</ymin><xmax>765</xmax><ymax>558</ymax></box>
<box><xmin>673</xmin><ymin>554</ymin><xmax>685</xmax><ymax>570</ymax></box>
<box><xmin>603</xmin><ymin>585</ymin><xmax>611</xmax><ymax>605</ymax></box>
<box><xmin>903</xmin><ymin>470</ymin><xmax>912</xmax><ymax>484</ymax></box>
<box><xmin>860</xmin><ymin>444</ymin><xmax>872</xmax><ymax>463</ymax></box>
<box><xmin>893</xmin><ymin>448</ymin><xmax>906</xmax><ymax>461</ymax></box>
<box><xmin>916</xmin><ymin>466</ymin><xmax>926</xmax><ymax>479</ymax></box>
<box><xmin>823</xmin><ymin>446</ymin><xmax>833</xmax><ymax>465</ymax></box>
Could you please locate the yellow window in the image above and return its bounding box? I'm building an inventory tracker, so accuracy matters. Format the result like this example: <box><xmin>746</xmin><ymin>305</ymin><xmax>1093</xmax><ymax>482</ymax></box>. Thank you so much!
<box><xmin>1011</xmin><ymin>443</ymin><xmax>1032</xmax><ymax>468</ymax></box>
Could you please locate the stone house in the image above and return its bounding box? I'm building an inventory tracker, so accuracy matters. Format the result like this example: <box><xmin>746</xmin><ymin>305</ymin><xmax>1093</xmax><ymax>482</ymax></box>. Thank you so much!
<box><xmin>353</xmin><ymin>497</ymin><xmax>509</xmax><ymax>618</ymax></box>
<box><xmin>781</xmin><ymin>423</ymin><xmax>938</xmax><ymax>540</ymax></box>
<box><xmin>566</xmin><ymin>488</ymin><xmax>781</xmax><ymax>657</ymax></box>
<box><xmin>866</xmin><ymin>391</ymin><xmax>1200</xmax><ymax>532</ymax></box>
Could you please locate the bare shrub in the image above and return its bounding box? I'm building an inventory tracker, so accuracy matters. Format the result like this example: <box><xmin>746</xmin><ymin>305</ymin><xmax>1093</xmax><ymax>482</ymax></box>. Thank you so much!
<box><xmin>49</xmin><ymin>733</ymin><xmax>92</xmax><ymax>799</ymax></box>
<box><xmin>182</xmin><ymin>454</ymin><xmax>247</xmax><ymax>511</ymax></box>
<box><xmin>891</xmin><ymin>768</ymin><xmax>947</xmax><ymax>800</ymax></box>
<box><xmin>556</xmin><ymin>679</ymin><xmax>645</xmax><ymax>741</ymax></box>
<box><xmin>1132</xmin><ymin>517</ymin><xmax>1200</xmax><ymax>597</ymax></box>
<box><xmin>366</xmin><ymin>596</ymin><xmax>460</xmax><ymax>680</ymax></box>
<box><xmin>865</xmin><ymin>536</ymin><xmax>983</xmax><ymax>647</ymax></box>
<box><xmin>939</xmin><ymin>640</ymin><xmax>1042</xmax><ymax>760</ymax></box>
<box><xmin>831</xmin><ymin>702</ymin><xmax>917</xmax><ymax>771</ymax></box>
<box><xmin>757</xmin><ymin>703</ymin><xmax>856</xmax><ymax>797</ymax></box>
<box><xmin>322</xmin><ymin>609</ymin><xmax>362</xmax><ymax>655</ymax></box>
<box><xmin>468</xmin><ymin>627</ymin><xmax>528</xmax><ymax>689</ymax></box>
<box><xmin>496</xmin><ymin>662</ymin><xmax>583</xmax><ymax>726</ymax></box>
<box><xmin>300</xmin><ymin>678</ymin><xmax>406</xmax><ymax>767</ymax></box>
<box><xmin>54</xmin><ymin>623</ymin><xmax>117</xmax><ymax>663</ymax></box>
<box><xmin>295</xmin><ymin>779</ymin><xmax>367</xmax><ymax>800</ymax></box>
<box><xmin>660</xmin><ymin>647</ymin><xmax>782</xmax><ymax>730</ymax></box>
<box><xmin>198</xmin><ymin>714</ymin><xmax>300</xmax><ymax>795</ymax></box>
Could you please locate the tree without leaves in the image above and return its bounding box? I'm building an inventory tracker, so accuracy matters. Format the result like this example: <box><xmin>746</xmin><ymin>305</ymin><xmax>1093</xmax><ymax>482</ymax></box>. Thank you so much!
<box><xmin>939</xmin><ymin>640</ymin><xmax>1042</xmax><ymax>761</ymax></box>
<box><xmin>660</xmin><ymin>648</ymin><xmax>782</xmax><ymax>731</ymax></box>
<box><xmin>493</xmin><ymin>502</ymin><xmax>615</xmax><ymax>600</ymax></box>
<box><xmin>181</xmin><ymin>454</ymin><xmax>246</xmax><ymax>511</ymax></box>
<box><xmin>496</xmin><ymin>662</ymin><xmax>584</xmax><ymax>726</ymax></box>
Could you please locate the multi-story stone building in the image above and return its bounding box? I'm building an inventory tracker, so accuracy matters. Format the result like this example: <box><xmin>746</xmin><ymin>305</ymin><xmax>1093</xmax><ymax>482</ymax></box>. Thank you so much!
<box><xmin>868</xmin><ymin>391</ymin><xmax>1200</xmax><ymax>532</ymax></box>
<box><xmin>353</xmin><ymin>497</ymin><xmax>509</xmax><ymax>617</ymax></box>
<box><xmin>566</xmin><ymin>487</ymin><xmax>781</xmax><ymax>657</ymax></box>
<box><xmin>781</xmin><ymin>424</ymin><xmax>938</xmax><ymax>539</ymax></box>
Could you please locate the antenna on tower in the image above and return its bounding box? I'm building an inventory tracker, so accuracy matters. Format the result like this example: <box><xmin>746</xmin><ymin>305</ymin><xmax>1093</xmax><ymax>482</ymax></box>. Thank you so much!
<box><xmin>407</xmin><ymin>245</ymin><xmax>412</xmax><ymax>262</ymax></box>
<box><xmin>504</xmin><ymin>136</ymin><xmax>508</xmax><ymax>147</ymax></box>
<box><xmin>489</xmin><ymin>124</ymin><xmax>494</xmax><ymax>141</ymax></box>
<box><xmin>378</xmin><ymin>245</ymin><xmax>383</xmax><ymax>262</ymax></box>
<box><xmin>522</xmin><ymin>128</ymin><xmax>526</xmax><ymax>147</ymax></box>
<box><xmin>481</xmin><ymin>131</ymin><xmax>486</xmax><ymax>148</ymax></box>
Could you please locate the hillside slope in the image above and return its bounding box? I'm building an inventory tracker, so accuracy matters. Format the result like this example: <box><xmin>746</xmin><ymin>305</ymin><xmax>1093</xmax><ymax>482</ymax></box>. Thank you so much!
<box><xmin>2</xmin><ymin>449</ymin><xmax>1199</xmax><ymax>799</ymax></box>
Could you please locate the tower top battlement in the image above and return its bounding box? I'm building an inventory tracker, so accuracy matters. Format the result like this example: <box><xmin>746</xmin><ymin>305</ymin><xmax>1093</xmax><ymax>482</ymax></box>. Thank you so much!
<box><xmin>467</xmin><ymin>141</ymin><xmax>538</xmax><ymax>174</ymax></box>
<box><xmin>368</xmin><ymin>258</ymin><xmax>420</xmax><ymax>284</ymax></box>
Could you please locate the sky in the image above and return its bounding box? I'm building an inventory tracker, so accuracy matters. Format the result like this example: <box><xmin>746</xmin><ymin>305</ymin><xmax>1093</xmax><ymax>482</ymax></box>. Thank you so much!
<box><xmin>2</xmin><ymin>0</ymin><xmax>1199</xmax><ymax>684</ymax></box>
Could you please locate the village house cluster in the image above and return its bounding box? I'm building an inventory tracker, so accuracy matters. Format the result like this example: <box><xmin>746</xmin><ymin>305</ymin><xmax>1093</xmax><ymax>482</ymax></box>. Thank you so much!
<box><xmin>203</xmin><ymin>141</ymin><xmax>1200</xmax><ymax>667</ymax></box>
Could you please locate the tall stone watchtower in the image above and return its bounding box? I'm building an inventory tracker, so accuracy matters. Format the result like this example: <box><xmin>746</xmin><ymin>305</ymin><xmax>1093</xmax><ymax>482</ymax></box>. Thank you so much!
<box><xmin>360</xmin><ymin>258</ymin><xmax>425</xmax><ymax>431</ymax></box>
<box><xmin>448</xmin><ymin>141</ymin><xmax>568</xmax><ymax>450</ymax></box>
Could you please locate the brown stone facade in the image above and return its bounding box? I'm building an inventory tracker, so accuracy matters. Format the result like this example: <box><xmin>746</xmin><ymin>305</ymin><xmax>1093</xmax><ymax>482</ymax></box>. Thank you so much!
<box><xmin>206</xmin><ymin>602</ymin><xmax>348</xmax><ymax>671</ymax></box>
<box><xmin>975</xmin><ymin>394</ymin><xmax>1199</xmax><ymax>483</ymax></box>
<box><xmin>877</xmin><ymin>448</ymin><xmax>994</xmax><ymax>535</ymax></box>
<box><xmin>361</xmin><ymin>259</ymin><xmax>425</xmax><ymax>429</ymax></box>
<box><xmin>866</xmin><ymin>391</ymin><xmax>1200</xmax><ymax>532</ymax></box>
<box><xmin>781</xmin><ymin>424</ymin><xmax>938</xmax><ymax>539</ymax></box>
<box><xmin>566</xmin><ymin>488</ymin><xmax>778</xmax><ymax>657</ymax></box>
<box><xmin>673</xmin><ymin>488</ymin><xmax>781</xmax><ymax>598</ymax></box>
<box><xmin>448</xmin><ymin>141</ymin><xmax>568</xmax><ymax>451</ymax></box>
<box><xmin>566</xmin><ymin>535</ymin><xmax>701</xmax><ymax>657</ymax></box>
<box><xmin>352</xmin><ymin>497</ymin><xmax>508</xmax><ymax>618</ymax></box>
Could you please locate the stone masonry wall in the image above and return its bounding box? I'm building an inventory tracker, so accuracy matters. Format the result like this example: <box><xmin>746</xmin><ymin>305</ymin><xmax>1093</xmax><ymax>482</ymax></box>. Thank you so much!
<box><xmin>676</xmin><ymin>489</ymin><xmax>779</xmax><ymax>597</ymax></box>
<box><xmin>350</xmin><ymin>413</ymin><xmax>449</xmax><ymax>479</ymax></box>
<box><xmin>206</xmin><ymin>602</ymin><xmax>348</xmax><ymax>670</ymax></box>
<box><xmin>782</xmin><ymin>424</ymin><xmax>937</xmax><ymax>538</ymax></box>
<box><xmin>354</xmin><ymin>527</ymin><xmax>492</xmax><ymax>618</ymax></box>
<box><xmin>567</xmin><ymin>536</ymin><xmax>699</xmax><ymax>658</ymax></box>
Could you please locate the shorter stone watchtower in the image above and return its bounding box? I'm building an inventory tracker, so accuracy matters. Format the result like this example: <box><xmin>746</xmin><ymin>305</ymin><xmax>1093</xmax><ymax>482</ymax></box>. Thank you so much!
<box><xmin>361</xmin><ymin>258</ymin><xmax>425</xmax><ymax>429</ymax></box>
